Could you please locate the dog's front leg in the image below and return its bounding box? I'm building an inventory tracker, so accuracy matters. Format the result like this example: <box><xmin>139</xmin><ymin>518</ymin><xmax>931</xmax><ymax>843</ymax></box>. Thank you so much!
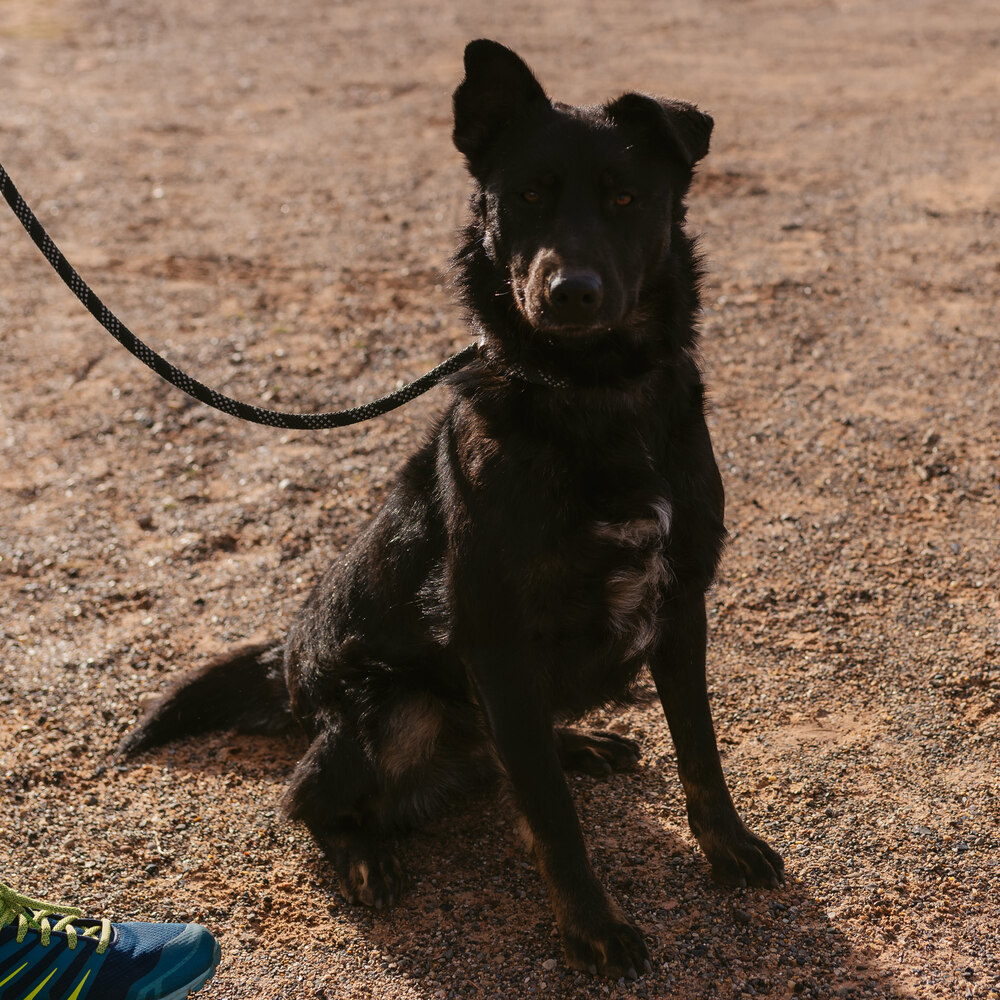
<box><xmin>649</xmin><ymin>591</ymin><xmax>784</xmax><ymax>887</ymax></box>
<box><xmin>468</xmin><ymin>652</ymin><xmax>650</xmax><ymax>979</ymax></box>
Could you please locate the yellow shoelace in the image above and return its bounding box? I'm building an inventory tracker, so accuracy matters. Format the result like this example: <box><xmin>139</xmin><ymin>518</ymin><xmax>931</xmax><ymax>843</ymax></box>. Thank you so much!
<box><xmin>0</xmin><ymin>880</ymin><xmax>111</xmax><ymax>954</ymax></box>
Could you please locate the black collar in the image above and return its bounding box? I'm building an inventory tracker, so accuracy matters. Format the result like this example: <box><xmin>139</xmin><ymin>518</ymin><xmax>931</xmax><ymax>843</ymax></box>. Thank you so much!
<box><xmin>476</xmin><ymin>336</ymin><xmax>572</xmax><ymax>389</ymax></box>
<box><xmin>492</xmin><ymin>356</ymin><xmax>571</xmax><ymax>389</ymax></box>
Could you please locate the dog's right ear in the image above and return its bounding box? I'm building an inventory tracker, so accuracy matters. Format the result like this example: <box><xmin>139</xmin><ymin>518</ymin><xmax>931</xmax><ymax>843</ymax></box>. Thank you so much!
<box><xmin>453</xmin><ymin>40</ymin><xmax>549</xmax><ymax>168</ymax></box>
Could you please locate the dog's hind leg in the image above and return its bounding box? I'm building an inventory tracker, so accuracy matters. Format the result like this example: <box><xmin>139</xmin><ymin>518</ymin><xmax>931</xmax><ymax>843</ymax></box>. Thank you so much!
<box><xmin>282</xmin><ymin>719</ymin><xmax>404</xmax><ymax>909</ymax></box>
<box><xmin>555</xmin><ymin>728</ymin><xmax>640</xmax><ymax>777</ymax></box>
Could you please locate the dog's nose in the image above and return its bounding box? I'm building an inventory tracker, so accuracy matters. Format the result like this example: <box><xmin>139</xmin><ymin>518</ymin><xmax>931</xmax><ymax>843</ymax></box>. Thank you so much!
<box><xmin>546</xmin><ymin>269</ymin><xmax>603</xmax><ymax>325</ymax></box>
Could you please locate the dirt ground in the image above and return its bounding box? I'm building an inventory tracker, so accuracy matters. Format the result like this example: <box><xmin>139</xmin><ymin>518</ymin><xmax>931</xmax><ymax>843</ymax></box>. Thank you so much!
<box><xmin>1</xmin><ymin>0</ymin><xmax>998</xmax><ymax>997</ymax></box>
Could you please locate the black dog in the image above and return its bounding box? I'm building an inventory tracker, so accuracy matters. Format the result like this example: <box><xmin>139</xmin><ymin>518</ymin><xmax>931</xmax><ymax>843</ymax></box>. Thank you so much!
<box><xmin>118</xmin><ymin>39</ymin><xmax>783</xmax><ymax>979</ymax></box>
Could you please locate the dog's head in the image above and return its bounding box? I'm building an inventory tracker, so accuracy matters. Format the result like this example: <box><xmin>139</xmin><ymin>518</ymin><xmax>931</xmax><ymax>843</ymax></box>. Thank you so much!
<box><xmin>453</xmin><ymin>39</ymin><xmax>712</xmax><ymax>339</ymax></box>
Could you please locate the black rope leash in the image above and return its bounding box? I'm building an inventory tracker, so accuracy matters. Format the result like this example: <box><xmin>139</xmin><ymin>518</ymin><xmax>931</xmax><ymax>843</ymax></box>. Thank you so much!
<box><xmin>0</xmin><ymin>161</ymin><xmax>479</xmax><ymax>429</ymax></box>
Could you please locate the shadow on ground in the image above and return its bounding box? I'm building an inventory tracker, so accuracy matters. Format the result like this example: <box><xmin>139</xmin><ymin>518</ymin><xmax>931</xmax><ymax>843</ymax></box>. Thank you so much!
<box><xmin>136</xmin><ymin>727</ymin><xmax>914</xmax><ymax>1000</ymax></box>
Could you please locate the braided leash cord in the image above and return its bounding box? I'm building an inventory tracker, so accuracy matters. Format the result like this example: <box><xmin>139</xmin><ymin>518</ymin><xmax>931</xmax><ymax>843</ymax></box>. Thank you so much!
<box><xmin>0</xmin><ymin>162</ymin><xmax>479</xmax><ymax>429</ymax></box>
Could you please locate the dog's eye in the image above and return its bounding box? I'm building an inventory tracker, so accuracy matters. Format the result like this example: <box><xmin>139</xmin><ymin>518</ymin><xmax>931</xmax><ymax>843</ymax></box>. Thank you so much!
<box><xmin>615</xmin><ymin>192</ymin><xmax>634</xmax><ymax>207</ymax></box>
<box><xmin>522</xmin><ymin>189</ymin><xmax>542</xmax><ymax>204</ymax></box>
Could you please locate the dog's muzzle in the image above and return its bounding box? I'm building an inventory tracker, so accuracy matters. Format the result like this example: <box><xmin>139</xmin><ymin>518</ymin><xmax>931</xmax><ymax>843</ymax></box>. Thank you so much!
<box><xmin>545</xmin><ymin>268</ymin><xmax>604</xmax><ymax>327</ymax></box>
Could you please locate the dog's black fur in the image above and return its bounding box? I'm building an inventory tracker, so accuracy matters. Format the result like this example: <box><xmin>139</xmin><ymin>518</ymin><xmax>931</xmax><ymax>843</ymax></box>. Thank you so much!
<box><xmin>118</xmin><ymin>40</ymin><xmax>783</xmax><ymax>978</ymax></box>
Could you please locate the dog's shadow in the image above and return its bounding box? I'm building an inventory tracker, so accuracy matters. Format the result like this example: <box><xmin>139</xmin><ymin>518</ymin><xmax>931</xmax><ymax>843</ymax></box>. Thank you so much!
<box><xmin>127</xmin><ymin>721</ymin><xmax>907</xmax><ymax>998</ymax></box>
<box><xmin>305</xmin><ymin>738</ymin><xmax>906</xmax><ymax>999</ymax></box>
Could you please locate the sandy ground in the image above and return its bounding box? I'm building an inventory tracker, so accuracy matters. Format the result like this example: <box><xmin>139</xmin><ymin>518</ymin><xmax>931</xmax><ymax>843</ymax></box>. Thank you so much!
<box><xmin>1</xmin><ymin>0</ymin><xmax>998</xmax><ymax>997</ymax></box>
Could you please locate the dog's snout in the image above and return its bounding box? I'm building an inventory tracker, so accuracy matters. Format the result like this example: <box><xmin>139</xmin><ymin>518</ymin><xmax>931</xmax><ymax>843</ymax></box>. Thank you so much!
<box><xmin>546</xmin><ymin>269</ymin><xmax>604</xmax><ymax>325</ymax></box>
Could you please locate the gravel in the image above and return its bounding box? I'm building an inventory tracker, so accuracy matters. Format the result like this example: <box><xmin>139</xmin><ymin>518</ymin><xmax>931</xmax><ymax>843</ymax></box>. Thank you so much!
<box><xmin>2</xmin><ymin>0</ymin><xmax>998</xmax><ymax>997</ymax></box>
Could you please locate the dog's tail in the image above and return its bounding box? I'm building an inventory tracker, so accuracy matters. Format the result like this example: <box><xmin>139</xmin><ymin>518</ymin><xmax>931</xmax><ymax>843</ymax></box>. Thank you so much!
<box><xmin>115</xmin><ymin>640</ymin><xmax>292</xmax><ymax>759</ymax></box>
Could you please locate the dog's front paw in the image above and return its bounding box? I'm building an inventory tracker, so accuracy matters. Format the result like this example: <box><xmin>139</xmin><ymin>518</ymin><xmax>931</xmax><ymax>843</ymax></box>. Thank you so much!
<box><xmin>699</xmin><ymin>822</ymin><xmax>784</xmax><ymax>889</ymax></box>
<box><xmin>559</xmin><ymin>905</ymin><xmax>651</xmax><ymax>980</ymax></box>
<box><xmin>332</xmin><ymin>840</ymin><xmax>405</xmax><ymax>910</ymax></box>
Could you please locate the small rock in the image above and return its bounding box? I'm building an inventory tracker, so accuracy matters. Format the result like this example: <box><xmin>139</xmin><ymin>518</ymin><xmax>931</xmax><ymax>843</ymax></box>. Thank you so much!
<box><xmin>542</xmin><ymin>958</ymin><xmax>558</xmax><ymax>971</ymax></box>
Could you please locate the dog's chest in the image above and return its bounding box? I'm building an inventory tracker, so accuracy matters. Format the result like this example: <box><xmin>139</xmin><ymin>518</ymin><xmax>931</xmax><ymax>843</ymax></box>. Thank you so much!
<box><xmin>591</xmin><ymin>497</ymin><xmax>673</xmax><ymax>658</ymax></box>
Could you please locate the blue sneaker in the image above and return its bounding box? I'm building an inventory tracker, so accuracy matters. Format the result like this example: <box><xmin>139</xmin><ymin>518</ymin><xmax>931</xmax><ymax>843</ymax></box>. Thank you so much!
<box><xmin>0</xmin><ymin>880</ymin><xmax>220</xmax><ymax>1000</ymax></box>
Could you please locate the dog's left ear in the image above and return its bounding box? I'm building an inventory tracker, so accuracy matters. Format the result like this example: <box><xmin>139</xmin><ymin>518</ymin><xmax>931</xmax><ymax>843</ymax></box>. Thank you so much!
<box><xmin>453</xmin><ymin>39</ymin><xmax>550</xmax><ymax>168</ymax></box>
<box><xmin>606</xmin><ymin>93</ymin><xmax>714</xmax><ymax>170</ymax></box>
